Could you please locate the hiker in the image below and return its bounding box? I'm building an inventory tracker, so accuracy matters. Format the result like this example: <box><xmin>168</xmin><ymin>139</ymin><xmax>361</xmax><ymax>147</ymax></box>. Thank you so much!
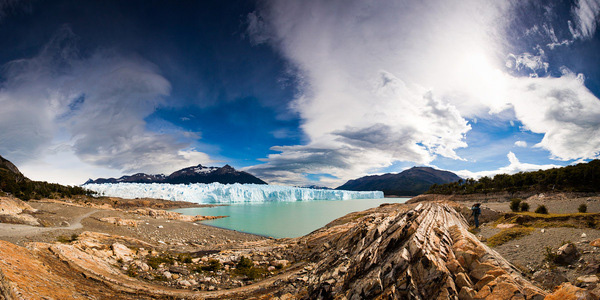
<box><xmin>471</xmin><ymin>203</ymin><xmax>481</xmax><ymax>228</ymax></box>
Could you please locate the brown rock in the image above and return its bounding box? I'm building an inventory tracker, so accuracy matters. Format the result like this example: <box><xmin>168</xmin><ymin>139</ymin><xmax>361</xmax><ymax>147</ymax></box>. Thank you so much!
<box><xmin>447</xmin><ymin>259</ymin><xmax>464</xmax><ymax>274</ymax></box>
<box><xmin>486</xmin><ymin>268</ymin><xmax>507</xmax><ymax>278</ymax></box>
<box><xmin>469</xmin><ymin>262</ymin><xmax>497</xmax><ymax>281</ymax></box>
<box><xmin>474</xmin><ymin>274</ymin><xmax>495</xmax><ymax>290</ymax></box>
<box><xmin>488</xmin><ymin>281</ymin><xmax>519</xmax><ymax>299</ymax></box>
<box><xmin>459</xmin><ymin>286</ymin><xmax>476</xmax><ymax>300</ymax></box>
<box><xmin>590</xmin><ymin>239</ymin><xmax>600</xmax><ymax>248</ymax></box>
<box><xmin>473</xmin><ymin>285</ymin><xmax>492</xmax><ymax>299</ymax></box>
<box><xmin>455</xmin><ymin>272</ymin><xmax>473</xmax><ymax>289</ymax></box>
<box><xmin>112</xmin><ymin>243</ymin><xmax>134</xmax><ymax>262</ymax></box>
<box><xmin>545</xmin><ymin>282</ymin><xmax>598</xmax><ymax>300</ymax></box>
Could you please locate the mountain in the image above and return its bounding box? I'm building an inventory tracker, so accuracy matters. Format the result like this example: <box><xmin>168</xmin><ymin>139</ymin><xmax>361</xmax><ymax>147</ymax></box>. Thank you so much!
<box><xmin>0</xmin><ymin>154</ymin><xmax>26</xmax><ymax>182</ymax></box>
<box><xmin>85</xmin><ymin>164</ymin><xmax>267</xmax><ymax>185</ymax></box>
<box><xmin>336</xmin><ymin>166</ymin><xmax>461</xmax><ymax>196</ymax></box>
<box><xmin>0</xmin><ymin>154</ymin><xmax>92</xmax><ymax>200</ymax></box>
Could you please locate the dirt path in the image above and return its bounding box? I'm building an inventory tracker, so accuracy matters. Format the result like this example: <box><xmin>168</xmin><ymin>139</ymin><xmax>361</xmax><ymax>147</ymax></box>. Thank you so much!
<box><xmin>0</xmin><ymin>210</ymin><xmax>98</xmax><ymax>237</ymax></box>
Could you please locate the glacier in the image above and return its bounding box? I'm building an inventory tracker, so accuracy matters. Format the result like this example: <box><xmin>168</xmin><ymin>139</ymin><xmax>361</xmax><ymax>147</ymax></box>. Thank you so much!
<box><xmin>84</xmin><ymin>182</ymin><xmax>384</xmax><ymax>203</ymax></box>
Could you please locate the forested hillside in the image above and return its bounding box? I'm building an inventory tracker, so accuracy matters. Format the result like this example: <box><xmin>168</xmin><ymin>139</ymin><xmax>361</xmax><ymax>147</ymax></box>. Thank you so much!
<box><xmin>427</xmin><ymin>160</ymin><xmax>600</xmax><ymax>195</ymax></box>
<box><xmin>0</xmin><ymin>155</ymin><xmax>94</xmax><ymax>200</ymax></box>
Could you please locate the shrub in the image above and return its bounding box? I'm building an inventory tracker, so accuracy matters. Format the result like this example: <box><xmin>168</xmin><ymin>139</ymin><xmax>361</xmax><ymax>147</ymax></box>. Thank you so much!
<box><xmin>147</xmin><ymin>254</ymin><xmax>174</xmax><ymax>269</ymax></box>
<box><xmin>487</xmin><ymin>227</ymin><xmax>534</xmax><ymax>247</ymax></box>
<box><xmin>544</xmin><ymin>246</ymin><xmax>558</xmax><ymax>263</ymax></box>
<box><xmin>236</xmin><ymin>256</ymin><xmax>254</xmax><ymax>269</ymax></box>
<box><xmin>234</xmin><ymin>256</ymin><xmax>265</xmax><ymax>280</ymax></box>
<box><xmin>535</xmin><ymin>205</ymin><xmax>548</xmax><ymax>214</ymax></box>
<box><xmin>510</xmin><ymin>198</ymin><xmax>522</xmax><ymax>212</ymax></box>
<box><xmin>177</xmin><ymin>253</ymin><xmax>193</xmax><ymax>264</ymax></box>
<box><xmin>200</xmin><ymin>259</ymin><xmax>222</xmax><ymax>272</ymax></box>
<box><xmin>578</xmin><ymin>204</ymin><xmax>588</xmax><ymax>213</ymax></box>
<box><xmin>519</xmin><ymin>202</ymin><xmax>530</xmax><ymax>212</ymax></box>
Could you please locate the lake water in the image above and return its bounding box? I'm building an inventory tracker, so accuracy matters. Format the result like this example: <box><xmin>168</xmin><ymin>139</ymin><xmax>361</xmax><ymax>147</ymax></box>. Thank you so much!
<box><xmin>174</xmin><ymin>197</ymin><xmax>410</xmax><ymax>238</ymax></box>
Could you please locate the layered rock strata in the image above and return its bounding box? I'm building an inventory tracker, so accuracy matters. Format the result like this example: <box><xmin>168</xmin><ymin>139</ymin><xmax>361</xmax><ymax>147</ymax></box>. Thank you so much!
<box><xmin>0</xmin><ymin>202</ymin><xmax>550</xmax><ymax>299</ymax></box>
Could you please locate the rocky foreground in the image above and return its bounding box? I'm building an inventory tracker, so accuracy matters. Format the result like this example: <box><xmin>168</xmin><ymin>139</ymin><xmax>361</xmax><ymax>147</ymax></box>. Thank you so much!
<box><xmin>0</xmin><ymin>201</ymin><xmax>594</xmax><ymax>299</ymax></box>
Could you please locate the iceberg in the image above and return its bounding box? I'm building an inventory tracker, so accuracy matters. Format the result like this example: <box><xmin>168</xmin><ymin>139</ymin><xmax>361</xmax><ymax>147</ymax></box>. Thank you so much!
<box><xmin>84</xmin><ymin>182</ymin><xmax>384</xmax><ymax>203</ymax></box>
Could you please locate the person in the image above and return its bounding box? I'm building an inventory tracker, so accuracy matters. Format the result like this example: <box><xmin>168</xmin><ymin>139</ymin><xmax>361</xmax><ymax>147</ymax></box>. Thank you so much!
<box><xmin>471</xmin><ymin>203</ymin><xmax>481</xmax><ymax>228</ymax></box>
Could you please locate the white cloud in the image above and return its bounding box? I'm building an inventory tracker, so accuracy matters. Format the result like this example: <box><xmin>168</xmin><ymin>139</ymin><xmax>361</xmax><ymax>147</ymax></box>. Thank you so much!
<box><xmin>455</xmin><ymin>152</ymin><xmax>561</xmax><ymax>179</ymax></box>
<box><xmin>514</xmin><ymin>141</ymin><xmax>528</xmax><ymax>148</ymax></box>
<box><xmin>571</xmin><ymin>0</ymin><xmax>600</xmax><ymax>39</ymax></box>
<box><xmin>0</xmin><ymin>26</ymin><xmax>213</xmax><ymax>183</ymax></box>
<box><xmin>247</xmin><ymin>0</ymin><xmax>600</xmax><ymax>186</ymax></box>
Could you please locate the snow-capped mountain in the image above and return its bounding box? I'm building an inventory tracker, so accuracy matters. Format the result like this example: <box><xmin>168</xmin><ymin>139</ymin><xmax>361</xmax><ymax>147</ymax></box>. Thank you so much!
<box><xmin>84</xmin><ymin>164</ymin><xmax>267</xmax><ymax>185</ymax></box>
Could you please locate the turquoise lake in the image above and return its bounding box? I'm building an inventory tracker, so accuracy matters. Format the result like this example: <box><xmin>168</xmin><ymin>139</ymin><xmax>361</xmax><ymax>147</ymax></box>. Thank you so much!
<box><xmin>174</xmin><ymin>197</ymin><xmax>410</xmax><ymax>238</ymax></box>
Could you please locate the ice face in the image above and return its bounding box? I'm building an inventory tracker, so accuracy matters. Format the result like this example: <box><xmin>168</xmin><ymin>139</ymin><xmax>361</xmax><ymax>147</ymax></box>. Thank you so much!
<box><xmin>84</xmin><ymin>183</ymin><xmax>384</xmax><ymax>203</ymax></box>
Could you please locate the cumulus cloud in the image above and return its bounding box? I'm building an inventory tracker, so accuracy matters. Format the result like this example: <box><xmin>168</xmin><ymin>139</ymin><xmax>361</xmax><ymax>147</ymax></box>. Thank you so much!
<box><xmin>0</xmin><ymin>26</ymin><xmax>212</xmax><ymax>183</ymax></box>
<box><xmin>246</xmin><ymin>0</ymin><xmax>600</xmax><ymax>187</ymax></box>
<box><xmin>246</xmin><ymin>0</ymin><xmax>503</xmax><ymax>186</ymax></box>
<box><xmin>514</xmin><ymin>141</ymin><xmax>528</xmax><ymax>148</ymax></box>
<box><xmin>455</xmin><ymin>152</ymin><xmax>561</xmax><ymax>179</ymax></box>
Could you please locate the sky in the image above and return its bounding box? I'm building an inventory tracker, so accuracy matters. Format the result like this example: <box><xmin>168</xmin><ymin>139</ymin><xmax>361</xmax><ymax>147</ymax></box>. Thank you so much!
<box><xmin>1</xmin><ymin>0</ymin><xmax>600</xmax><ymax>186</ymax></box>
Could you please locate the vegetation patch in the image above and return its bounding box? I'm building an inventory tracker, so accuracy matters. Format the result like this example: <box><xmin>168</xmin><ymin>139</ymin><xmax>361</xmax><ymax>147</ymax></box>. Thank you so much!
<box><xmin>147</xmin><ymin>254</ymin><xmax>174</xmax><ymax>269</ymax></box>
<box><xmin>494</xmin><ymin>212</ymin><xmax>600</xmax><ymax>229</ymax></box>
<box><xmin>427</xmin><ymin>159</ymin><xmax>600</xmax><ymax>194</ymax></box>
<box><xmin>234</xmin><ymin>256</ymin><xmax>266</xmax><ymax>280</ymax></box>
<box><xmin>56</xmin><ymin>233</ymin><xmax>79</xmax><ymax>243</ymax></box>
<box><xmin>487</xmin><ymin>227</ymin><xmax>535</xmax><ymax>247</ymax></box>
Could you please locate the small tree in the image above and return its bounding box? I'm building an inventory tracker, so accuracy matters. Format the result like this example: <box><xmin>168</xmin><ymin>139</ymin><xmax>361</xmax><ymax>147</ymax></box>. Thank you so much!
<box><xmin>520</xmin><ymin>202</ymin><xmax>530</xmax><ymax>212</ymax></box>
<box><xmin>535</xmin><ymin>205</ymin><xmax>548</xmax><ymax>214</ymax></box>
<box><xmin>510</xmin><ymin>198</ymin><xmax>522</xmax><ymax>212</ymax></box>
<box><xmin>578</xmin><ymin>204</ymin><xmax>588</xmax><ymax>213</ymax></box>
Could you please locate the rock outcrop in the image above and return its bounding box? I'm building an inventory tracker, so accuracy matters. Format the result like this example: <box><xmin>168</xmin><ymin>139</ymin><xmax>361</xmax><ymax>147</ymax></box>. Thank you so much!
<box><xmin>0</xmin><ymin>202</ymin><xmax>551</xmax><ymax>299</ymax></box>
<box><xmin>0</xmin><ymin>197</ymin><xmax>39</xmax><ymax>226</ymax></box>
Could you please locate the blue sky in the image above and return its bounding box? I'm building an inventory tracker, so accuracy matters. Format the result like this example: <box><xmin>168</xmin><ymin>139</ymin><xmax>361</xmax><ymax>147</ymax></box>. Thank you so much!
<box><xmin>1</xmin><ymin>0</ymin><xmax>599</xmax><ymax>186</ymax></box>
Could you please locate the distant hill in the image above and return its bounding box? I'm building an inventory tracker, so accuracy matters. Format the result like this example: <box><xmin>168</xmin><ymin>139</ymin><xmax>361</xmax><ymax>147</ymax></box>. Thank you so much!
<box><xmin>427</xmin><ymin>159</ymin><xmax>600</xmax><ymax>195</ymax></box>
<box><xmin>336</xmin><ymin>167</ymin><xmax>462</xmax><ymax>196</ymax></box>
<box><xmin>0</xmin><ymin>154</ymin><xmax>93</xmax><ymax>200</ymax></box>
<box><xmin>85</xmin><ymin>164</ymin><xmax>267</xmax><ymax>185</ymax></box>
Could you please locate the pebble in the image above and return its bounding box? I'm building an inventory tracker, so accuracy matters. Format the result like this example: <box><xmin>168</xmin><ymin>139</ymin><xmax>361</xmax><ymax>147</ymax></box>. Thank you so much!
<box><xmin>157</xmin><ymin>225</ymin><xmax>164</xmax><ymax>229</ymax></box>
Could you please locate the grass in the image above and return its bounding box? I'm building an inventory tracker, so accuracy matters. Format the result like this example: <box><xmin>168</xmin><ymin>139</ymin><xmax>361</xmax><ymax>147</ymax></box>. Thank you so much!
<box><xmin>487</xmin><ymin>227</ymin><xmax>535</xmax><ymax>247</ymax></box>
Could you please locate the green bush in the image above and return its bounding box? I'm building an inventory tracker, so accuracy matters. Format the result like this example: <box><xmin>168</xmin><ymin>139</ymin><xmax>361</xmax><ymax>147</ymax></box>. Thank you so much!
<box><xmin>544</xmin><ymin>246</ymin><xmax>558</xmax><ymax>263</ymax></box>
<box><xmin>234</xmin><ymin>256</ymin><xmax>265</xmax><ymax>280</ymax></box>
<box><xmin>535</xmin><ymin>205</ymin><xmax>548</xmax><ymax>214</ymax></box>
<box><xmin>578</xmin><ymin>204</ymin><xmax>588</xmax><ymax>213</ymax></box>
<box><xmin>510</xmin><ymin>198</ymin><xmax>522</xmax><ymax>212</ymax></box>
<box><xmin>236</xmin><ymin>256</ymin><xmax>254</xmax><ymax>269</ymax></box>
<box><xmin>519</xmin><ymin>202</ymin><xmax>530</xmax><ymax>212</ymax></box>
<box><xmin>201</xmin><ymin>259</ymin><xmax>222</xmax><ymax>272</ymax></box>
<box><xmin>147</xmin><ymin>254</ymin><xmax>174</xmax><ymax>269</ymax></box>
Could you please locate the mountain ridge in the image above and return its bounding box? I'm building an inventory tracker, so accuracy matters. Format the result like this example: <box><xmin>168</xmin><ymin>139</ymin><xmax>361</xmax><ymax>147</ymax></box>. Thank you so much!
<box><xmin>85</xmin><ymin>164</ymin><xmax>267</xmax><ymax>185</ymax></box>
<box><xmin>336</xmin><ymin>166</ymin><xmax>461</xmax><ymax>196</ymax></box>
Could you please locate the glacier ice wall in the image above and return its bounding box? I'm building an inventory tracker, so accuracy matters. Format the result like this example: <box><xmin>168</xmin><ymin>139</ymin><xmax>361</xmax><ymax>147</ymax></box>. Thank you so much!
<box><xmin>84</xmin><ymin>183</ymin><xmax>384</xmax><ymax>203</ymax></box>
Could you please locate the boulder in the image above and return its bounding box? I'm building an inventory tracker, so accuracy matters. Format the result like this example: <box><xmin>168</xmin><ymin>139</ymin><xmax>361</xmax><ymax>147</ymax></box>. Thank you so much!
<box><xmin>590</xmin><ymin>239</ymin><xmax>600</xmax><ymax>248</ymax></box>
<box><xmin>556</xmin><ymin>243</ymin><xmax>580</xmax><ymax>265</ymax></box>
<box><xmin>577</xmin><ymin>275</ymin><xmax>599</xmax><ymax>284</ymax></box>
<box><xmin>532</xmin><ymin>269</ymin><xmax>569</xmax><ymax>290</ymax></box>
<box><xmin>0</xmin><ymin>213</ymin><xmax>40</xmax><ymax>226</ymax></box>
<box><xmin>112</xmin><ymin>243</ymin><xmax>134</xmax><ymax>262</ymax></box>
